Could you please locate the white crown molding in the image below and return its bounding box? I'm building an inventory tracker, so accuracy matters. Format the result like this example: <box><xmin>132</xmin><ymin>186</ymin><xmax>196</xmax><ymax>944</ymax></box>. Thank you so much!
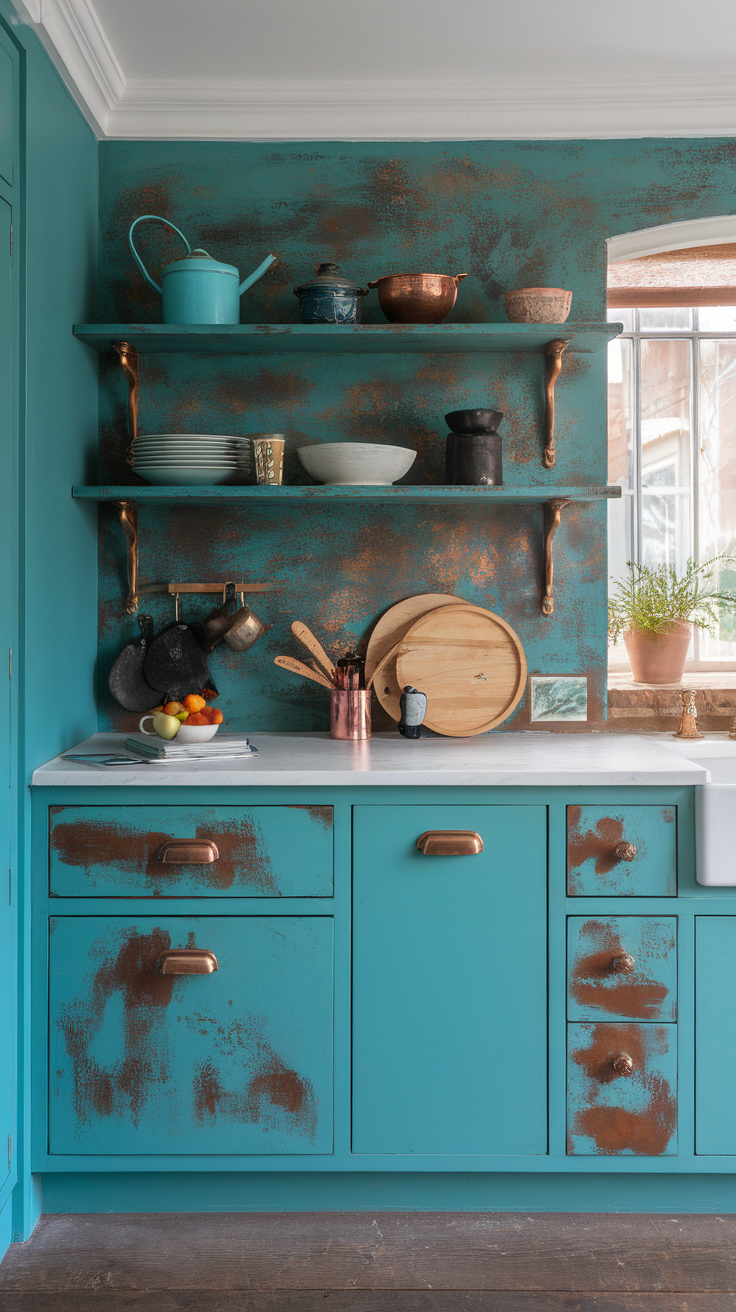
<box><xmin>108</xmin><ymin>74</ymin><xmax>736</xmax><ymax>141</ymax></box>
<box><xmin>608</xmin><ymin>216</ymin><xmax>736</xmax><ymax>262</ymax></box>
<box><xmin>11</xmin><ymin>0</ymin><xmax>736</xmax><ymax>142</ymax></box>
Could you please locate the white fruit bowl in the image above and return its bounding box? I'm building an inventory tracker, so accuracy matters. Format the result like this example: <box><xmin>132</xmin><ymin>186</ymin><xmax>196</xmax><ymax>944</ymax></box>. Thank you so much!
<box><xmin>176</xmin><ymin>723</ymin><xmax>219</xmax><ymax>743</ymax></box>
<box><xmin>297</xmin><ymin>442</ymin><xmax>416</xmax><ymax>486</ymax></box>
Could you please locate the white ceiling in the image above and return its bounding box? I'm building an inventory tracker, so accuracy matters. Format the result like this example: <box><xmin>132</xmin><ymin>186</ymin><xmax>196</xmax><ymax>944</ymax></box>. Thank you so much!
<box><xmin>12</xmin><ymin>0</ymin><xmax>736</xmax><ymax>139</ymax></box>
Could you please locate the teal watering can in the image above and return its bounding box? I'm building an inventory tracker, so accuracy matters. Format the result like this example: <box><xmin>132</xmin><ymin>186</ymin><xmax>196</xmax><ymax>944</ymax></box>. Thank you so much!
<box><xmin>128</xmin><ymin>215</ymin><xmax>277</xmax><ymax>325</ymax></box>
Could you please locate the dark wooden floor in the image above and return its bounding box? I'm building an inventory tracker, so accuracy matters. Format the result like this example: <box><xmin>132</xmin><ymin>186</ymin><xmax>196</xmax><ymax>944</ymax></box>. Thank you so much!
<box><xmin>2</xmin><ymin>1212</ymin><xmax>736</xmax><ymax>1310</ymax></box>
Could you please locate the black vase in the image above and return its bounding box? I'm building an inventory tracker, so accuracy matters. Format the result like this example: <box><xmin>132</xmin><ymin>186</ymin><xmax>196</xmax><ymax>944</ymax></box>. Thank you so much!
<box><xmin>444</xmin><ymin>409</ymin><xmax>503</xmax><ymax>486</ymax></box>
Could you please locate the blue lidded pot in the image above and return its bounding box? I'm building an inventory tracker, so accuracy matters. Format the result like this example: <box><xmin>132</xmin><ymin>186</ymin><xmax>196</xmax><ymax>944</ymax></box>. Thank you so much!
<box><xmin>294</xmin><ymin>263</ymin><xmax>369</xmax><ymax>324</ymax></box>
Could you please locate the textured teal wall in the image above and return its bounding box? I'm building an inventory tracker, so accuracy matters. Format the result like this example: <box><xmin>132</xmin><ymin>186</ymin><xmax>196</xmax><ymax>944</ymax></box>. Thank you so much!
<box><xmin>96</xmin><ymin>141</ymin><xmax>736</xmax><ymax>734</ymax></box>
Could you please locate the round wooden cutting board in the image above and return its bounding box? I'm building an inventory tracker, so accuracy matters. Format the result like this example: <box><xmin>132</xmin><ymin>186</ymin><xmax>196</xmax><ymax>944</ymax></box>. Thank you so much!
<box><xmin>395</xmin><ymin>603</ymin><xmax>527</xmax><ymax>736</ymax></box>
<box><xmin>365</xmin><ymin>593</ymin><xmax>460</xmax><ymax>721</ymax></box>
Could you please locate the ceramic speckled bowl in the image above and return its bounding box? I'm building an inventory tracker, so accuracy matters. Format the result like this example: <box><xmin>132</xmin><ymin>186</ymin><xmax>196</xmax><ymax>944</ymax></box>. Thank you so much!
<box><xmin>298</xmin><ymin>442</ymin><xmax>416</xmax><ymax>486</ymax></box>
<box><xmin>504</xmin><ymin>287</ymin><xmax>572</xmax><ymax>324</ymax></box>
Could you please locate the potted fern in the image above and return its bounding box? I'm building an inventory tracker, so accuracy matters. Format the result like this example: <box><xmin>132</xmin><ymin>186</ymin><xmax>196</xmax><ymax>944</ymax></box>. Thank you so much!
<box><xmin>608</xmin><ymin>557</ymin><xmax>736</xmax><ymax>684</ymax></box>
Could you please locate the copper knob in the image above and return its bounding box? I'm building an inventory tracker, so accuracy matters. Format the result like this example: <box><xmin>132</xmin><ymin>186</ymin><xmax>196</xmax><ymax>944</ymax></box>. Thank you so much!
<box><xmin>614</xmin><ymin>841</ymin><xmax>637</xmax><ymax>862</ymax></box>
<box><xmin>611</xmin><ymin>953</ymin><xmax>636</xmax><ymax>974</ymax></box>
<box><xmin>612</xmin><ymin>1053</ymin><xmax>635</xmax><ymax>1077</ymax></box>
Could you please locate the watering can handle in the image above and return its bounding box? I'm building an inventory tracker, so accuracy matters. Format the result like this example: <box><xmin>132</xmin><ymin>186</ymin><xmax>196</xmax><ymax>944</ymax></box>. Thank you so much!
<box><xmin>128</xmin><ymin>215</ymin><xmax>192</xmax><ymax>295</ymax></box>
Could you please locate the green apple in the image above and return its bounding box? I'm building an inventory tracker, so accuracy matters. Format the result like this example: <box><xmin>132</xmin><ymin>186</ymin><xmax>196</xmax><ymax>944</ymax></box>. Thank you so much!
<box><xmin>152</xmin><ymin>711</ymin><xmax>180</xmax><ymax>739</ymax></box>
<box><xmin>175</xmin><ymin>710</ymin><xmax>189</xmax><ymax>722</ymax></box>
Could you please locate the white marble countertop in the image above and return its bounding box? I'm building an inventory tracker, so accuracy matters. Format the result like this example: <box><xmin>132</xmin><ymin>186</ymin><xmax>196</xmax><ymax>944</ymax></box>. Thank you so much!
<box><xmin>30</xmin><ymin>731</ymin><xmax>713</xmax><ymax>787</ymax></box>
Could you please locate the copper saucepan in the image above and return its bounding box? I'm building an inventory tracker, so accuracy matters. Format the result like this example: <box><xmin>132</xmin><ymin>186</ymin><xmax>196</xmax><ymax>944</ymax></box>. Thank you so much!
<box><xmin>367</xmin><ymin>272</ymin><xmax>467</xmax><ymax>324</ymax></box>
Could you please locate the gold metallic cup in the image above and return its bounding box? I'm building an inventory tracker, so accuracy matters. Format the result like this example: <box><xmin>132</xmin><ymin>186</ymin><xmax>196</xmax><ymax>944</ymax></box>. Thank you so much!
<box><xmin>330</xmin><ymin>689</ymin><xmax>371</xmax><ymax>740</ymax></box>
<box><xmin>252</xmin><ymin>434</ymin><xmax>285</xmax><ymax>485</ymax></box>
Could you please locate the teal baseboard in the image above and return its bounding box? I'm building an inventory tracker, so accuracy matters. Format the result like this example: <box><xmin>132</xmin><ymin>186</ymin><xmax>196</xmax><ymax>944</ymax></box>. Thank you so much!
<box><xmin>40</xmin><ymin>1172</ymin><xmax>736</xmax><ymax>1214</ymax></box>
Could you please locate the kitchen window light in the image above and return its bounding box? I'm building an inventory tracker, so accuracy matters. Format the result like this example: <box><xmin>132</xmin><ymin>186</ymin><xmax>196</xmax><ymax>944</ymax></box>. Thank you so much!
<box><xmin>607</xmin><ymin>305</ymin><xmax>736</xmax><ymax>670</ymax></box>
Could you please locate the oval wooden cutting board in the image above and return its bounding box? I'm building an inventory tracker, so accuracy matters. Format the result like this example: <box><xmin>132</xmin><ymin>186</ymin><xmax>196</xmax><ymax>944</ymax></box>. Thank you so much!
<box><xmin>365</xmin><ymin>593</ymin><xmax>460</xmax><ymax>721</ymax></box>
<box><xmin>396</xmin><ymin>603</ymin><xmax>527</xmax><ymax>736</ymax></box>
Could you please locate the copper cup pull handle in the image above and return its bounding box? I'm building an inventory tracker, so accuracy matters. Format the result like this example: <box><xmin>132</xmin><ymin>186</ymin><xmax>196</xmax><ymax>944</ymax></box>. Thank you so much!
<box><xmin>611</xmin><ymin>1052</ymin><xmax>635</xmax><ymax>1077</ymax></box>
<box><xmin>158</xmin><ymin>949</ymin><xmax>218</xmax><ymax>975</ymax></box>
<box><xmin>416</xmin><ymin>830</ymin><xmax>484</xmax><ymax>856</ymax></box>
<box><xmin>611</xmin><ymin>953</ymin><xmax>636</xmax><ymax>974</ymax></box>
<box><xmin>614</xmin><ymin>841</ymin><xmax>637</xmax><ymax>861</ymax></box>
<box><xmin>156</xmin><ymin>840</ymin><xmax>219</xmax><ymax>864</ymax></box>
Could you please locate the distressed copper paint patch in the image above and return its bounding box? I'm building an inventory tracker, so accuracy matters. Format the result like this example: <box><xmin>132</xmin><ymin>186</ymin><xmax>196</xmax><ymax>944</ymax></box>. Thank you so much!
<box><xmin>191</xmin><ymin>1018</ymin><xmax>318</xmax><ymax>1141</ymax></box>
<box><xmin>570</xmin><ymin>919</ymin><xmax>672</xmax><ymax>1020</ymax></box>
<box><xmin>291</xmin><ymin>805</ymin><xmax>333</xmax><ymax>834</ymax></box>
<box><xmin>50</xmin><ymin>808</ymin><xmax>279</xmax><ymax>895</ymax></box>
<box><xmin>567</xmin><ymin>806</ymin><xmax>625</xmax><ymax>875</ymax></box>
<box><xmin>569</xmin><ymin>1022</ymin><xmax>677</xmax><ymax>1156</ymax></box>
<box><xmin>59</xmin><ymin>927</ymin><xmax>174</xmax><ymax>1127</ymax></box>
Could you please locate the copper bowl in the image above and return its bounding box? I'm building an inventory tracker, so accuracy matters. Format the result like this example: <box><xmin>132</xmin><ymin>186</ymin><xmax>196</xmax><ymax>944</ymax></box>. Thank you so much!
<box><xmin>367</xmin><ymin>273</ymin><xmax>467</xmax><ymax>324</ymax></box>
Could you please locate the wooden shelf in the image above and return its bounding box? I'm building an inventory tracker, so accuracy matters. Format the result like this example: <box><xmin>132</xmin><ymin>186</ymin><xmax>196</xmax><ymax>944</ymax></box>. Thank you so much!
<box><xmin>73</xmin><ymin>322</ymin><xmax>622</xmax><ymax>356</ymax></box>
<box><xmin>73</xmin><ymin>484</ymin><xmax>621</xmax><ymax>507</ymax></box>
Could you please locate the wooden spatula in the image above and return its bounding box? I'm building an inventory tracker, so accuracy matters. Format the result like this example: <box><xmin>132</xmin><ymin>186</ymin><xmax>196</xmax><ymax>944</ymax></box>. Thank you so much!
<box><xmin>290</xmin><ymin>621</ymin><xmax>336</xmax><ymax>683</ymax></box>
<box><xmin>274</xmin><ymin>655</ymin><xmax>335</xmax><ymax>689</ymax></box>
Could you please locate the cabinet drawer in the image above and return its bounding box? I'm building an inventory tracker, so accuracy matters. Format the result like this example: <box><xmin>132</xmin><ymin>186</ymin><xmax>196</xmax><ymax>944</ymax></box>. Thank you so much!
<box><xmin>49</xmin><ymin>916</ymin><xmax>333</xmax><ymax>1155</ymax></box>
<box><xmin>567</xmin><ymin>1022</ymin><xmax>677</xmax><ymax>1156</ymax></box>
<box><xmin>567</xmin><ymin>917</ymin><xmax>677</xmax><ymax>1022</ymax></box>
<box><xmin>567</xmin><ymin>805</ymin><xmax>676</xmax><ymax>897</ymax></box>
<box><xmin>49</xmin><ymin>805</ymin><xmax>333</xmax><ymax>897</ymax></box>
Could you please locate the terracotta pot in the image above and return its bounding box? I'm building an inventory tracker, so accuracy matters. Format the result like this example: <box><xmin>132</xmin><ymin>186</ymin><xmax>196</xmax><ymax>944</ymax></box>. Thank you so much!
<box><xmin>623</xmin><ymin>621</ymin><xmax>692</xmax><ymax>685</ymax></box>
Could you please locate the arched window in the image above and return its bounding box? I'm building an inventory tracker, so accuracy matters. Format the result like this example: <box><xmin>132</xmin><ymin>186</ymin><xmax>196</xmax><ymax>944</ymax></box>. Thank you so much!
<box><xmin>607</xmin><ymin>219</ymin><xmax>736</xmax><ymax>669</ymax></box>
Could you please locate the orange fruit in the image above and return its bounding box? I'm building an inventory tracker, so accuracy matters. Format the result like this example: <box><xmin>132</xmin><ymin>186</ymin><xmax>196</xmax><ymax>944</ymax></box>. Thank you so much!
<box><xmin>183</xmin><ymin>694</ymin><xmax>206</xmax><ymax>712</ymax></box>
<box><xmin>163</xmin><ymin>701</ymin><xmax>183</xmax><ymax>716</ymax></box>
<box><xmin>186</xmin><ymin>711</ymin><xmax>207</xmax><ymax>725</ymax></box>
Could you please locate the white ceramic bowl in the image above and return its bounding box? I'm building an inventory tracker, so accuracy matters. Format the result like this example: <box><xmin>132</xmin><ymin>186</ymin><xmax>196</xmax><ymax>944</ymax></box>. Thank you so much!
<box><xmin>175</xmin><ymin>723</ymin><xmax>219</xmax><ymax>743</ymax></box>
<box><xmin>297</xmin><ymin>442</ymin><xmax>417</xmax><ymax>486</ymax></box>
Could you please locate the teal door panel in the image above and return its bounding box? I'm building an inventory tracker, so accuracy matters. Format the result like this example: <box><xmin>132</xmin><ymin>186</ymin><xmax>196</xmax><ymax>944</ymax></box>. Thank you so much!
<box><xmin>49</xmin><ymin>916</ymin><xmax>334</xmax><ymax>1154</ymax></box>
<box><xmin>352</xmin><ymin>804</ymin><xmax>547</xmax><ymax>1155</ymax></box>
<box><xmin>0</xmin><ymin>194</ymin><xmax>12</xmax><ymax>1190</ymax></box>
<box><xmin>49</xmin><ymin>804</ymin><xmax>333</xmax><ymax>897</ymax></box>
<box><xmin>567</xmin><ymin>805</ymin><xmax>677</xmax><ymax>897</ymax></box>
<box><xmin>0</xmin><ymin>30</ymin><xmax>17</xmax><ymax>188</ymax></box>
<box><xmin>695</xmin><ymin>917</ymin><xmax>736</xmax><ymax>1155</ymax></box>
<box><xmin>567</xmin><ymin>1022</ymin><xmax>677</xmax><ymax>1156</ymax></box>
<box><xmin>567</xmin><ymin>917</ymin><xmax>677</xmax><ymax>1022</ymax></box>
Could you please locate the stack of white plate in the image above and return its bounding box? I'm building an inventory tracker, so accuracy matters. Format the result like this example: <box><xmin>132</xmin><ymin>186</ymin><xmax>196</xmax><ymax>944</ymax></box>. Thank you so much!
<box><xmin>130</xmin><ymin>434</ymin><xmax>253</xmax><ymax>486</ymax></box>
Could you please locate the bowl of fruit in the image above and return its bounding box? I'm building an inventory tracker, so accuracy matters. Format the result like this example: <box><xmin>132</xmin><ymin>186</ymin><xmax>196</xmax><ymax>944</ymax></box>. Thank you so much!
<box><xmin>140</xmin><ymin>694</ymin><xmax>224</xmax><ymax>742</ymax></box>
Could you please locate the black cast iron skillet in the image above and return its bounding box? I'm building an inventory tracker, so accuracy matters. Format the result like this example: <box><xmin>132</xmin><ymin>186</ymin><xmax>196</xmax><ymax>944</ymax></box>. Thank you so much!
<box><xmin>108</xmin><ymin>615</ymin><xmax>166</xmax><ymax>712</ymax></box>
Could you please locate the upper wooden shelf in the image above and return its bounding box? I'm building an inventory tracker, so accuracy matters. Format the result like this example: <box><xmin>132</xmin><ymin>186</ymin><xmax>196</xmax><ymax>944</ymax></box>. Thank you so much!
<box><xmin>72</xmin><ymin>322</ymin><xmax>622</xmax><ymax>356</ymax></box>
<box><xmin>73</xmin><ymin>484</ymin><xmax>621</xmax><ymax>506</ymax></box>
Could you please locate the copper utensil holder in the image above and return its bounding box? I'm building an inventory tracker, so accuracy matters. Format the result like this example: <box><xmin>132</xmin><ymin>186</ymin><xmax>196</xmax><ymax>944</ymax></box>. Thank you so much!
<box><xmin>330</xmin><ymin>689</ymin><xmax>371</xmax><ymax>740</ymax></box>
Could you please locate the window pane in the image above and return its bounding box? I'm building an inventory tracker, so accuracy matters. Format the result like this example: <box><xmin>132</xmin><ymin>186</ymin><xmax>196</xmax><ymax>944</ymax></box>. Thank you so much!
<box><xmin>698</xmin><ymin>306</ymin><xmax>736</xmax><ymax>332</ymax></box>
<box><xmin>607</xmin><ymin>337</ymin><xmax>635</xmax><ymax>584</ymax></box>
<box><xmin>640</xmin><ymin>338</ymin><xmax>692</xmax><ymax>571</ymax></box>
<box><xmin>639</xmin><ymin>308</ymin><xmax>693</xmax><ymax>331</ymax></box>
<box><xmin>608</xmin><ymin>307</ymin><xmax>635</xmax><ymax>330</ymax></box>
<box><xmin>698</xmin><ymin>339</ymin><xmax>736</xmax><ymax>661</ymax></box>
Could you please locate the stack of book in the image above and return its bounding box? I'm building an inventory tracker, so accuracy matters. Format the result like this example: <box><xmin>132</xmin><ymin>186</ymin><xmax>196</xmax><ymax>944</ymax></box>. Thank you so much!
<box><xmin>124</xmin><ymin>734</ymin><xmax>257</xmax><ymax>762</ymax></box>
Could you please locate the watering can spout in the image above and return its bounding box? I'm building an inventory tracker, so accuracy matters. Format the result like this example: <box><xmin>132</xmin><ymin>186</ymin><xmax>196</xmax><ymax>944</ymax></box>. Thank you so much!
<box><xmin>239</xmin><ymin>253</ymin><xmax>277</xmax><ymax>296</ymax></box>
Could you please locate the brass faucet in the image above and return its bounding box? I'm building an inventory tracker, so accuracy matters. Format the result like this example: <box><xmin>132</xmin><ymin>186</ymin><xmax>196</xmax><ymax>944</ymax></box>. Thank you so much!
<box><xmin>674</xmin><ymin>689</ymin><xmax>703</xmax><ymax>739</ymax></box>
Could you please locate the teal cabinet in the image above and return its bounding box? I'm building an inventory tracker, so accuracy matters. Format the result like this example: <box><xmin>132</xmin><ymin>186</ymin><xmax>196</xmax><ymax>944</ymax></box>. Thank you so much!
<box><xmin>567</xmin><ymin>805</ymin><xmax>677</xmax><ymax>897</ymax></box>
<box><xmin>49</xmin><ymin>915</ymin><xmax>334</xmax><ymax>1155</ymax></box>
<box><xmin>695</xmin><ymin>917</ymin><xmax>736</xmax><ymax>1155</ymax></box>
<box><xmin>567</xmin><ymin>916</ymin><xmax>677</xmax><ymax>1022</ymax></box>
<box><xmin>352</xmin><ymin>804</ymin><xmax>548</xmax><ymax>1155</ymax></box>
<box><xmin>567</xmin><ymin>1022</ymin><xmax>677</xmax><ymax>1156</ymax></box>
<box><xmin>49</xmin><ymin>804</ymin><xmax>334</xmax><ymax>897</ymax></box>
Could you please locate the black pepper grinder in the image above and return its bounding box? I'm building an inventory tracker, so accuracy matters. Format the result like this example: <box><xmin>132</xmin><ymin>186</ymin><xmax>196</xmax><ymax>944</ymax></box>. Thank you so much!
<box><xmin>399</xmin><ymin>686</ymin><xmax>427</xmax><ymax>739</ymax></box>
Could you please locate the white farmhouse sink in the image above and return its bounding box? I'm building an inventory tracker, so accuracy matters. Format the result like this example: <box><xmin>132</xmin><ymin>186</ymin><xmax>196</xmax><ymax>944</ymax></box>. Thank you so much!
<box><xmin>666</xmin><ymin>738</ymin><xmax>736</xmax><ymax>885</ymax></box>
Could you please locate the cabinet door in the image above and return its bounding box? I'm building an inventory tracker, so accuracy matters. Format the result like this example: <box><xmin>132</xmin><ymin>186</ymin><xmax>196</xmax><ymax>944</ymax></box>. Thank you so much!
<box><xmin>567</xmin><ymin>805</ymin><xmax>677</xmax><ymax>897</ymax></box>
<box><xmin>352</xmin><ymin>804</ymin><xmax>547</xmax><ymax>1155</ymax></box>
<box><xmin>695</xmin><ymin>917</ymin><xmax>736</xmax><ymax>1154</ymax></box>
<box><xmin>567</xmin><ymin>1022</ymin><xmax>677</xmax><ymax>1156</ymax></box>
<box><xmin>0</xmin><ymin>194</ymin><xmax>12</xmax><ymax>1192</ymax></box>
<box><xmin>49</xmin><ymin>917</ymin><xmax>333</xmax><ymax>1155</ymax></box>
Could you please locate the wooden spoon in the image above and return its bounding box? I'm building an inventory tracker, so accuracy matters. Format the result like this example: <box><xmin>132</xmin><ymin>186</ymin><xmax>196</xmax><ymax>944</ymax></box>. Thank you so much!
<box><xmin>290</xmin><ymin>621</ymin><xmax>336</xmax><ymax>683</ymax></box>
<box><xmin>274</xmin><ymin>655</ymin><xmax>335</xmax><ymax>689</ymax></box>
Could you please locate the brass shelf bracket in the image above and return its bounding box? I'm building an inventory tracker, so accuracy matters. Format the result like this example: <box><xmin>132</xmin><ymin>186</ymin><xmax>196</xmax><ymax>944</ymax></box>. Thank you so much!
<box><xmin>543</xmin><ymin>338</ymin><xmax>570</xmax><ymax>470</ymax></box>
<box><xmin>542</xmin><ymin>497</ymin><xmax>570</xmax><ymax>617</ymax></box>
<box><xmin>112</xmin><ymin>340</ymin><xmax>139</xmax><ymax>445</ymax></box>
<box><xmin>114</xmin><ymin>499</ymin><xmax>139</xmax><ymax>614</ymax></box>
